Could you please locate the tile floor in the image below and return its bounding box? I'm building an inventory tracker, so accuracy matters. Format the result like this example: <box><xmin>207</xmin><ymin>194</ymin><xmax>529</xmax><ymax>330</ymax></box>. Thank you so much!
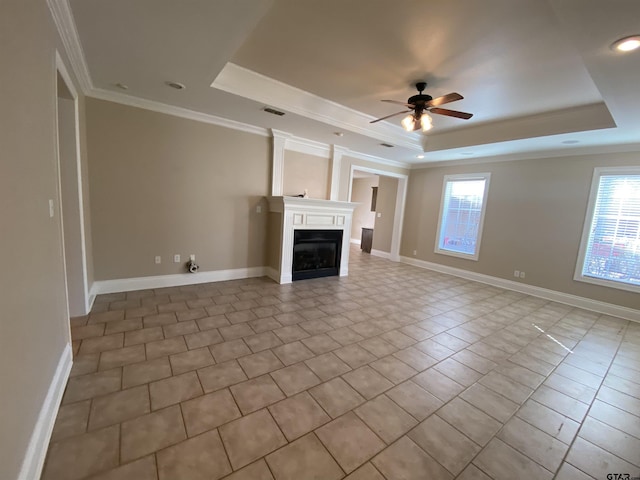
<box><xmin>43</xmin><ymin>247</ymin><xmax>640</xmax><ymax>479</ymax></box>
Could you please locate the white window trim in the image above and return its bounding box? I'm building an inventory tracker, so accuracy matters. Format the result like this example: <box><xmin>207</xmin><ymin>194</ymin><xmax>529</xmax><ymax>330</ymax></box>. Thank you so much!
<box><xmin>574</xmin><ymin>166</ymin><xmax>640</xmax><ymax>294</ymax></box>
<box><xmin>434</xmin><ymin>173</ymin><xmax>491</xmax><ymax>261</ymax></box>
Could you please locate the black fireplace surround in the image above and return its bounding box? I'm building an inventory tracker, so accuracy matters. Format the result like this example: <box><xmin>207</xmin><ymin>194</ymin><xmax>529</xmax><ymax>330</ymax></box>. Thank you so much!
<box><xmin>292</xmin><ymin>229</ymin><xmax>343</xmax><ymax>281</ymax></box>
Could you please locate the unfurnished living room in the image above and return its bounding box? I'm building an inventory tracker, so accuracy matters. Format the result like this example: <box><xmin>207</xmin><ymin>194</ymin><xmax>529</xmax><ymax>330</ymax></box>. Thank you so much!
<box><xmin>3</xmin><ymin>1</ymin><xmax>640</xmax><ymax>479</ymax></box>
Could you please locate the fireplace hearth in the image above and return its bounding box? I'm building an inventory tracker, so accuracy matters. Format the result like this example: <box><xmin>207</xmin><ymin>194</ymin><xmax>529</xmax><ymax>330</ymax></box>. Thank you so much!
<box><xmin>292</xmin><ymin>230</ymin><xmax>343</xmax><ymax>280</ymax></box>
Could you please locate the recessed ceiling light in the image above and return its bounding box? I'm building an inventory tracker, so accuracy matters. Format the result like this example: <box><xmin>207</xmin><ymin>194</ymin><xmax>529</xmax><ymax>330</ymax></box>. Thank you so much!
<box><xmin>115</xmin><ymin>83</ymin><xmax>128</xmax><ymax>90</ymax></box>
<box><xmin>562</xmin><ymin>140</ymin><xmax>580</xmax><ymax>144</ymax></box>
<box><xmin>334</xmin><ymin>132</ymin><xmax>344</xmax><ymax>137</ymax></box>
<box><xmin>165</xmin><ymin>81</ymin><xmax>186</xmax><ymax>90</ymax></box>
<box><xmin>461</xmin><ymin>152</ymin><xmax>474</xmax><ymax>156</ymax></box>
<box><xmin>416</xmin><ymin>154</ymin><xmax>424</xmax><ymax>159</ymax></box>
<box><xmin>611</xmin><ymin>35</ymin><xmax>640</xmax><ymax>52</ymax></box>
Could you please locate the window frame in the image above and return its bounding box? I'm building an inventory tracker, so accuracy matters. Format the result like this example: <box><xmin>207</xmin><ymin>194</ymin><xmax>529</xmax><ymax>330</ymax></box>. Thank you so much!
<box><xmin>574</xmin><ymin>166</ymin><xmax>640</xmax><ymax>293</ymax></box>
<box><xmin>434</xmin><ymin>172</ymin><xmax>491</xmax><ymax>261</ymax></box>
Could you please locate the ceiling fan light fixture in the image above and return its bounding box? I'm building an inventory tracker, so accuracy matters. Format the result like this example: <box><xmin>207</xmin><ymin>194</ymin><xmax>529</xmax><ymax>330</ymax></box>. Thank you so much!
<box><xmin>420</xmin><ymin>114</ymin><xmax>433</xmax><ymax>132</ymax></box>
<box><xmin>401</xmin><ymin>114</ymin><xmax>416</xmax><ymax>132</ymax></box>
<box><xmin>611</xmin><ymin>35</ymin><xmax>640</xmax><ymax>52</ymax></box>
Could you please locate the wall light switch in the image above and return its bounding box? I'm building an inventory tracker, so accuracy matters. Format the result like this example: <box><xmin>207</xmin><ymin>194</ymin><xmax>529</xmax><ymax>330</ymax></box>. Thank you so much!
<box><xmin>190</xmin><ymin>254</ymin><xmax>195</xmax><ymax>261</ymax></box>
<box><xmin>256</xmin><ymin>205</ymin><xmax>262</xmax><ymax>213</ymax></box>
<box><xmin>413</xmin><ymin>250</ymin><xmax>417</xmax><ymax>256</ymax></box>
<box><xmin>519</xmin><ymin>271</ymin><xmax>526</xmax><ymax>279</ymax></box>
<box><xmin>377</xmin><ymin>212</ymin><xmax>382</xmax><ymax>218</ymax></box>
<box><xmin>155</xmin><ymin>256</ymin><xmax>161</xmax><ymax>264</ymax></box>
<box><xmin>49</xmin><ymin>199</ymin><xmax>54</xmax><ymax>218</ymax></box>
<box><xmin>173</xmin><ymin>254</ymin><xmax>181</xmax><ymax>263</ymax></box>
<box><xmin>514</xmin><ymin>270</ymin><xmax>520</xmax><ymax>278</ymax></box>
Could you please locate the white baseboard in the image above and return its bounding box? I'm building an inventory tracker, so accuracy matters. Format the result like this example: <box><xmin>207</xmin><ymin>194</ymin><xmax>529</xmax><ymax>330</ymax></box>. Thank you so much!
<box><xmin>371</xmin><ymin>249</ymin><xmax>392</xmax><ymax>260</ymax></box>
<box><xmin>350</xmin><ymin>238</ymin><xmax>361</xmax><ymax>245</ymax></box>
<box><xmin>400</xmin><ymin>256</ymin><xmax>640</xmax><ymax>323</ymax></box>
<box><xmin>18</xmin><ymin>343</ymin><xmax>72</xmax><ymax>480</ymax></box>
<box><xmin>91</xmin><ymin>266</ymin><xmax>269</xmax><ymax>295</ymax></box>
<box><xmin>86</xmin><ymin>293</ymin><xmax>96</xmax><ymax>315</ymax></box>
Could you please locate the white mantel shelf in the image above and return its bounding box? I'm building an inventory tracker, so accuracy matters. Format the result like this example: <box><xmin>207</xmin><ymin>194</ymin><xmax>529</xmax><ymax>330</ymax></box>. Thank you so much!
<box><xmin>267</xmin><ymin>196</ymin><xmax>357</xmax><ymax>213</ymax></box>
<box><xmin>267</xmin><ymin>196</ymin><xmax>358</xmax><ymax>284</ymax></box>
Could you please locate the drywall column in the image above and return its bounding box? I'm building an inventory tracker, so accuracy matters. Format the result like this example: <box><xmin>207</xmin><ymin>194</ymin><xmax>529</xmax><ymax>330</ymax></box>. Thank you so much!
<box><xmin>330</xmin><ymin>145</ymin><xmax>346</xmax><ymax>200</ymax></box>
<box><xmin>271</xmin><ymin>129</ymin><xmax>288</xmax><ymax>196</ymax></box>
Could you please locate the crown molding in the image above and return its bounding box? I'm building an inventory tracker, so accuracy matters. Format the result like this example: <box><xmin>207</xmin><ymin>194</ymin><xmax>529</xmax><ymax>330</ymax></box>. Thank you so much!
<box><xmin>341</xmin><ymin>147</ymin><xmax>411</xmax><ymax>170</ymax></box>
<box><xmin>271</xmin><ymin>129</ymin><xmax>331</xmax><ymax>158</ymax></box>
<box><xmin>47</xmin><ymin>0</ymin><xmax>92</xmax><ymax>94</ymax></box>
<box><xmin>47</xmin><ymin>2</ymin><xmax>413</xmax><ymax>167</ymax></box>
<box><xmin>212</xmin><ymin>63</ymin><xmax>423</xmax><ymax>152</ymax></box>
<box><xmin>411</xmin><ymin>141</ymin><xmax>640</xmax><ymax>169</ymax></box>
<box><xmin>89</xmin><ymin>88</ymin><xmax>270</xmax><ymax>137</ymax></box>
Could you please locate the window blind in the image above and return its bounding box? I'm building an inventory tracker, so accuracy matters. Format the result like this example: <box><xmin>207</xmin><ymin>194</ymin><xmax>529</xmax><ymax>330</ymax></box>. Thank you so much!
<box><xmin>437</xmin><ymin>178</ymin><xmax>487</xmax><ymax>257</ymax></box>
<box><xmin>581</xmin><ymin>174</ymin><xmax>640</xmax><ymax>287</ymax></box>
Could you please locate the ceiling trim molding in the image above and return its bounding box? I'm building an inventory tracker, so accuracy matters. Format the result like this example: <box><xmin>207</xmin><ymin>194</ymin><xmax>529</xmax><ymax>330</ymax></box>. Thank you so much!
<box><xmin>412</xmin><ymin>142</ymin><xmax>640</xmax><ymax>169</ymax></box>
<box><xmin>341</xmin><ymin>148</ymin><xmax>411</xmax><ymax>170</ymax></box>
<box><xmin>47</xmin><ymin>0</ymin><xmax>92</xmax><ymax>94</ymax></box>
<box><xmin>422</xmin><ymin>102</ymin><xmax>615</xmax><ymax>154</ymax></box>
<box><xmin>270</xmin><ymin>129</ymin><xmax>409</xmax><ymax>170</ymax></box>
<box><xmin>212</xmin><ymin>63</ymin><xmax>423</xmax><ymax>152</ymax></box>
<box><xmin>272</xmin><ymin>130</ymin><xmax>331</xmax><ymax>158</ymax></box>
<box><xmin>89</xmin><ymin>88</ymin><xmax>271</xmax><ymax>137</ymax></box>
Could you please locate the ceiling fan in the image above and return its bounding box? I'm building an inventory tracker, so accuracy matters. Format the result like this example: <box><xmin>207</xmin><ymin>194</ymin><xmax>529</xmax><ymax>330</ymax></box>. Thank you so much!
<box><xmin>370</xmin><ymin>82</ymin><xmax>473</xmax><ymax>132</ymax></box>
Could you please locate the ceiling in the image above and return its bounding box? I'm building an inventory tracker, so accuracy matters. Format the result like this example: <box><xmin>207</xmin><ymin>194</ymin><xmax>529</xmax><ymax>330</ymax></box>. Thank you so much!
<box><xmin>67</xmin><ymin>0</ymin><xmax>640</xmax><ymax>166</ymax></box>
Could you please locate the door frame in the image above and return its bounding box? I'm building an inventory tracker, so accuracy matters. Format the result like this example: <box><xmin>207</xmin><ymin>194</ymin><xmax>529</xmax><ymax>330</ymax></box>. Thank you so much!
<box><xmin>347</xmin><ymin>165</ymin><xmax>408</xmax><ymax>262</ymax></box>
<box><xmin>55</xmin><ymin>51</ymin><xmax>91</xmax><ymax>316</ymax></box>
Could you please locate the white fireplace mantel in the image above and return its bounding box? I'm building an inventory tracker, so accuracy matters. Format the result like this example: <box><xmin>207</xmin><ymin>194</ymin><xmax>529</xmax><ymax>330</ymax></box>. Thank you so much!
<box><xmin>267</xmin><ymin>196</ymin><xmax>358</xmax><ymax>284</ymax></box>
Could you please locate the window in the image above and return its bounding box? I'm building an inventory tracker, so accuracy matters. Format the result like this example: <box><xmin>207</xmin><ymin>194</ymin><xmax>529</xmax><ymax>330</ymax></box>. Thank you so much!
<box><xmin>575</xmin><ymin>167</ymin><xmax>640</xmax><ymax>292</ymax></box>
<box><xmin>435</xmin><ymin>173</ymin><xmax>491</xmax><ymax>260</ymax></box>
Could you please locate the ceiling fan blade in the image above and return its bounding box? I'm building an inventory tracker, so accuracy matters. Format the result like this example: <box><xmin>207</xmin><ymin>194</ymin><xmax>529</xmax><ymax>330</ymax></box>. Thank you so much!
<box><xmin>425</xmin><ymin>92</ymin><xmax>463</xmax><ymax>107</ymax></box>
<box><xmin>382</xmin><ymin>99</ymin><xmax>415</xmax><ymax>108</ymax></box>
<box><xmin>429</xmin><ymin>107</ymin><xmax>473</xmax><ymax>120</ymax></box>
<box><xmin>370</xmin><ymin>110</ymin><xmax>411</xmax><ymax>123</ymax></box>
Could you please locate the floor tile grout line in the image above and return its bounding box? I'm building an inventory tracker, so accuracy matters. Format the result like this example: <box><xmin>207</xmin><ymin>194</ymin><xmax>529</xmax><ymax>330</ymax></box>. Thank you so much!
<box><xmin>549</xmin><ymin>318</ymin><xmax>630</xmax><ymax>479</ymax></box>
<box><xmin>61</xmin><ymin>253</ymin><xmax>640</xmax><ymax>478</ymax></box>
<box><xmin>440</xmin><ymin>366</ymin><xmax>564</xmax><ymax>473</ymax></box>
<box><xmin>399</xmin><ymin>305</ymin><xmax>596</xmax><ymax>478</ymax></box>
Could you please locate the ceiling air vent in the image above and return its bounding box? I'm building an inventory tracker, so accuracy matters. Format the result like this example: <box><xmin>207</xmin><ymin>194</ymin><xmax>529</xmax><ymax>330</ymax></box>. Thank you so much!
<box><xmin>263</xmin><ymin>107</ymin><xmax>285</xmax><ymax>116</ymax></box>
<box><xmin>380</xmin><ymin>143</ymin><xmax>394</xmax><ymax>148</ymax></box>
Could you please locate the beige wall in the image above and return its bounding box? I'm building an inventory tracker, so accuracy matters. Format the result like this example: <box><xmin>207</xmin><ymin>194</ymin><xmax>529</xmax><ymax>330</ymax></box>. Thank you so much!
<box><xmin>267</xmin><ymin>212</ymin><xmax>283</xmax><ymax>271</ymax></box>
<box><xmin>402</xmin><ymin>152</ymin><xmax>640</xmax><ymax>310</ymax></box>
<box><xmin>372</xmin><ymin>176</ymin><xmax>399</xmax><ymax>253</ymax></box>
<box><xmin>0</xmin><ymin>0</ymin><xmax>84</xmax><ymax>477</ymax></box>
<box><xmin>350</xmin><ymin>176</ymin><xmax>378</xmax><ymax>241</ymax></box>
<box><xmin>283</xmin><ymin>150</ymin><xmax>331</xmax><ymax>199</ymax></box>
<box><xmin>86</xmin><ymin>98</ymin><xmax>271</xmax><ymax>280</ymax></box>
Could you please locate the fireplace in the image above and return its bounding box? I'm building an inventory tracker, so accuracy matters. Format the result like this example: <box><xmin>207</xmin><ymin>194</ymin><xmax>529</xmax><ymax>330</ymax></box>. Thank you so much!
<box><xmin>292</xmin><ymin>229</ymin><xmax>343</xmax><ymax>280</ymax></box>
<box><xmin>267</xmin><ymin>196</ymin><xmax>357</xmax><ymax>284</ymax></box>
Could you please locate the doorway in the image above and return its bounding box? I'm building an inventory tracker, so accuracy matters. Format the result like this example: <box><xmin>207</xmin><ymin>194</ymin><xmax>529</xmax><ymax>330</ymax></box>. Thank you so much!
<box><xmin>347</xmin><ymin>166</ymin><xmax>408</xmax><ymax>261</ymax></box>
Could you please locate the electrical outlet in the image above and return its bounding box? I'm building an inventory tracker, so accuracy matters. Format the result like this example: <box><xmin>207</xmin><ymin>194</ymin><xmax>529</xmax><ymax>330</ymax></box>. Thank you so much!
<box><xmin>173</xmin><ymin>254</ymin><xmax>181</xmax><ymax>263</ymax></box>
<box><xmin>190</xmin><ymin>254</ymin><xmax>195</xmax><ymax>261</ymax></box>
<box><xmin>155</xmin><ymin>256</ymin><xmax>161</xmax><ymax>264</ymax></box>
<box><xmin>377</xmin><ymin>212</ymin><xmax>382</xmax><ymax>218</ymax></box>
<box><xmin>519</xmin><ymin>271</ymin><xmax>526</xmax><ymax>279</ymax></box>
<box><xmin>514</xmin><ymin>270</ymin><xmax>520</xmax><ymax>278</ymax></box>
<box><xmin>413</xmin><ymin>250</ymin><xmax>417</xmax><ymax>256</ymax></box>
